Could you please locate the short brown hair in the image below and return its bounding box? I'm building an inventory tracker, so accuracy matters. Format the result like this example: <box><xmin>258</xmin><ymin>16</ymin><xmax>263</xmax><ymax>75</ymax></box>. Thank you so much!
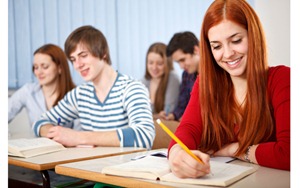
<box><xmin>64</xmin><ymin>25</ymin><xmax>111</xmax><ymax>65</ymax></box>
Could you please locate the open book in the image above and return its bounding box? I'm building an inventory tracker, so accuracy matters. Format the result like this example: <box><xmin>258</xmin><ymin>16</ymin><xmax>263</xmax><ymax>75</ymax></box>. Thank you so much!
<box><xmin>8</xmin><ymin>137</ymin><xmax>66</xmax><ymax>158</ymax></box>
<box><xmin>102</xmin><ymin>156</ymin><xmax>257</xmax><ymax>187</ymax></box>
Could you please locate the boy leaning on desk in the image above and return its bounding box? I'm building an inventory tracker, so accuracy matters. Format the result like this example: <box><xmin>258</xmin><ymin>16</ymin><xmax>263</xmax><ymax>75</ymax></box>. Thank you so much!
<box><xmin>32</xmin><ymin>25</ymin><xmax>155</xmax><ymax>149</ymax></box>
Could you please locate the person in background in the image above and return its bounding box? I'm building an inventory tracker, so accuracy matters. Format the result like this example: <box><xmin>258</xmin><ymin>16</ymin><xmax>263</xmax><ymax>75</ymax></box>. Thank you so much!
<box><xmin>141</xmin><ymin>42</ymin><xmax>180</xmax><ymax>119</ymax></box>
<box><xmin>8</xmin><ymin>44</ymin><xmax>79</xmax><ymax>133</ymax></box>
<box><xmin>168</xmin><ymin>0</ymin><xmax>290</xmax><ymax>178</ymax></box>
<box><xmin>33</xmin><ymin>25</ymin><xmax>155</xmax><ymax>149</ymax></box>
<box><xmin>8</xmin><ymin>43</ymin><xmax>84</xmax><ymax>187</ymax></box>
<box><xmin>159</xmin><ymin>31</ymin><xmax>199</xmax><ymax>121</ymax></box>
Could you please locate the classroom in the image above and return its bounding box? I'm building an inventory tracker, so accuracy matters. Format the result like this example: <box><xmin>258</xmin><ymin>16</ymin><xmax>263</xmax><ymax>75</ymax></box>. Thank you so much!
<box><xmin>4</xmin><ymin>0</ymin><xmax>294</xmax><ymax>187</ymax></box>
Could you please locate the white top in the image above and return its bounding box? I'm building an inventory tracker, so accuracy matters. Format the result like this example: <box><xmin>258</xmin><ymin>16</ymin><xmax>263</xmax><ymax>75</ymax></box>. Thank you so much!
<box><xmin>8</xmin><ymin>82</ymin><xmax>80</xmax><ymax>131</ymax></box>
<box><xmin>141</xmin><ymin>70</ymin><xmax>180</xmax><ymax>113</ymax></box>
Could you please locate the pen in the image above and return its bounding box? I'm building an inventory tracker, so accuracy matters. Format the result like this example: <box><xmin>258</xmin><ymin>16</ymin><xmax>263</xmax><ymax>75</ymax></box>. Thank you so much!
<box><xmin>57</xmin><ymin>117</ymin><xmax>61</xmax><ymax>126</ymax></box>
<box><xmin>165</xmin><ymin>105</ymin><xmax>170</xmax><ymax>116</ymax></box>
<box><xmin>156</xmin><ymin>119</ymin><xmax>204</xmax><ymax>164</ymax></box>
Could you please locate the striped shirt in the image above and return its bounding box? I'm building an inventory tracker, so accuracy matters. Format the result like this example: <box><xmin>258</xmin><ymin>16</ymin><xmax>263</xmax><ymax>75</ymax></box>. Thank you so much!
<box><xmin>33</xmin><ymin>73</ymin><xmax>155</xmax><ymax>149</ymax></box>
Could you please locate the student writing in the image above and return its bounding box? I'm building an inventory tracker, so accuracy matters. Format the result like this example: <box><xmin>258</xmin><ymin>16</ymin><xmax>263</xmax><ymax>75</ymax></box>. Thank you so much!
<box><xmin>33</xmin><ymin>26</ymin><xmax>155</xmax><ymax>149</ymax></box>
<box><xmin>168</xmin><ymin>0</ymin><xmax>290</xmax><ymax>178</ymax></box>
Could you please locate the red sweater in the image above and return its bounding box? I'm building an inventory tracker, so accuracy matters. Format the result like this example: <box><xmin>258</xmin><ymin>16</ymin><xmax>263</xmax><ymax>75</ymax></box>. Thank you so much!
<box><xmin>168</xmin><ymin>66</ymin><xmax>290</xmax><ymax>170</ymax></box>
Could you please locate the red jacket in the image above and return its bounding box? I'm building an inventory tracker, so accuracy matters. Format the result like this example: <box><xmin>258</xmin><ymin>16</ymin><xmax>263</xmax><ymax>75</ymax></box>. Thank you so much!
<box><xmin>168</xmin><ymin>65</ymin><xmax>290</xmax><ymax>170</ymax></box>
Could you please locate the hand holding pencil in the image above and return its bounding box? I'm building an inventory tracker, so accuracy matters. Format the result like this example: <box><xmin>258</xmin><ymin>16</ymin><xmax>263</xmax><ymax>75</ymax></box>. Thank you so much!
<box><xmin>156</xmin><ymin>119</ymin><xmax>211</xmax><ymax>178</ymax></box>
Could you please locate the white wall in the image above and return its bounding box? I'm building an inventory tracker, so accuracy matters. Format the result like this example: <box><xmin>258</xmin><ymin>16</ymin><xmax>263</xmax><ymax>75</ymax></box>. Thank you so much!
<box><xmin>8</xmin><ymin>0</ymin><xmax>289</xmax><ymax>90</ymax></box>
<box><xmin>254</xmin><ymin>0</ymin><xmax>290</xmax><ymax>66</ymax></box>
<box><xmin>8</xmin><ymin>0</ymin><xmax>213</xmax><ymax>88</ymax></box>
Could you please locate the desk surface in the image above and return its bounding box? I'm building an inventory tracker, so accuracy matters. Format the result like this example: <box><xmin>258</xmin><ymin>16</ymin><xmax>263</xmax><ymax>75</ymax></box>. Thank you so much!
<box><xmin>55</xmin><ymin>149</ymin><xmax>290</xmax><ymax>188</ymax></box>
<box><xmin>9</xmin><ymin>147</ymin><xmax>146</xmax><ymax>171</ymax></box>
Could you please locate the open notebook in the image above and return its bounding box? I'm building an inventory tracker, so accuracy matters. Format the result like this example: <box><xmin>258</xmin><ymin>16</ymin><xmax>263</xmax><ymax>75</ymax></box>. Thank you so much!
<box><xmin>8</xmin><ymin>137</ymin><xmax>65</xmax><ymax>158</ymax></box>
<box><xmin>102</xmin><ymin>156</ymin><xmax>257</xmax><ymax>187</ymax></box>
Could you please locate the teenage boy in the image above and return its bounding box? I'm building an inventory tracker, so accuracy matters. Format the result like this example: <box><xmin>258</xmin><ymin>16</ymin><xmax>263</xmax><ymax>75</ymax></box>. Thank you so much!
<box><xmin>33</xmin><ymin>25</ymin><xmax>155</xmax><ymax>149</ymax></box>
<box><xmin>159</xmin><ymin>31</ymin><xmax>199</xmax><ymax>121</ymax></box>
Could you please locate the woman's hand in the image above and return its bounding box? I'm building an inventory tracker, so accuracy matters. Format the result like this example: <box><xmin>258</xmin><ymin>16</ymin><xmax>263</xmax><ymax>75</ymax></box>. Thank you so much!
<box><xmin>168</xmin><ymin>144</ymin><xmax>211</xmax><ymax>178</ymax></box>
<box><xmin>213</xmin><ymin>142</ymin><xmax>239</xmax><ymax>157</ymax></box>
<box><xmin>156</xmin><ymin>111</ymin><xmax>168</xmax><ymax>120</ymax></box>
<box><xmin>213</xmin><ymin>143</ymin><xmax>258</xmax><ymax>164</ymax></box>
<box><xmin>158</xmin><ymin>111</ymin><xmax>176</xmax><ymax>120</ymax></box>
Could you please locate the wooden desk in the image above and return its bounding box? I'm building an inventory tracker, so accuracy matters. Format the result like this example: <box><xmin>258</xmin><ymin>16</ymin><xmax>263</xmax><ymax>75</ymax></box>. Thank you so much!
<box><xmin>55</xmin><ymin>149</ymin><xmax>290</xmax><ymax>188</ymax></box>
<box><xmin>152</xmin><ymin>119</ymin><xmax>179</xmax><ymax>149</ymax></box>
<box><xmin>9</xmin><ymin>147</ymin><xmax>146</xmax><ymax>188</ymax></box>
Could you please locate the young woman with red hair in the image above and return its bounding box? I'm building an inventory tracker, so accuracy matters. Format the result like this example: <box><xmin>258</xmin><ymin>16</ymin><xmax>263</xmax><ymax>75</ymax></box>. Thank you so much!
<box><xmin>8</xmin><ymin>44</ymin><xmax>79</xmax><ymax>132</ymax></box>
<box><xmin>168</xmin><ymin>0</ymin><xmax>290</xmax><ymax>178</ymax></box>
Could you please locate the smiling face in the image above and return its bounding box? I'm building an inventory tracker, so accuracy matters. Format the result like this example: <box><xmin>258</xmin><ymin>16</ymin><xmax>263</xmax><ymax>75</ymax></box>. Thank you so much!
<box><xmin>33</xmin><ymin>53</ymin><xmax>60</xmax><ymax>87</ymax></box>
<box><xmin>147</xmin><ymin>52</ymin><xmax>165</xmax><ymax>79</ymax></box>
<box><xmin>69</xmin><ymin>44</ymin><xmax>105</xmax><ymax>82</ymax></box>
<box><xmin>208</xmin><ymin>20</ymin><xmax>248</xmax><ymax>79</ymax></box>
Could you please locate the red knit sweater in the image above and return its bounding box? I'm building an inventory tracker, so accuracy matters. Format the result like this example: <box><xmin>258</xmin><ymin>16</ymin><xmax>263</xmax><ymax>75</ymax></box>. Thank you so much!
<box><xmin>168</xmin><ymin>65</ymin><xmax>290</xmax><ymax>170</ymax></box>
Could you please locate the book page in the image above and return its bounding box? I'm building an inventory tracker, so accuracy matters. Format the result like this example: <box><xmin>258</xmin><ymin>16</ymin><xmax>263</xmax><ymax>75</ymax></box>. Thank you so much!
<box><xmin>102</xmin><ymin>156</ymin><xmax>171</xmax><ymax>180</ymax></box>
<box><xmin>9</xmin><ymin>138</ymin><xmax>62</xmax><ymax>150</ymax></box>
<box><xmin>102</xmin><ymin>155</ymin><xmax>256</xmax><ymax>186</ymax></box>
<box><xmin>8</xmin><ymin>137</ymin><xmax>65</xmax><ymax>158</ymax></box>
<box><xmin>161</xmin><ymin>161</ymin><xmax>257</xmax><ymax>187</ymax></box>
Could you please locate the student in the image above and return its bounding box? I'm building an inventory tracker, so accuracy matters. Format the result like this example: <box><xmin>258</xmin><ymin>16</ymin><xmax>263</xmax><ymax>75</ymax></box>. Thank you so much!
<box><xmin>159</xmin><ymin>31</ymin><xmax>199</xmax><ymax>121</ymax></box>
<box><xmin>141</xmin><ymin>42</ymin><xmax>180</xmax><ymax>119</ymax></box>
<box><xmin>8</xmin><ymin>44</ymin><xmax>78</xmax><ymax>132</ymax></box>
<box><xmin>8</xmin><ymin>43</ymin><xmax>86</xmax><ymax>188</ymax></box>
<box><xmin>168</xmin><ymin>0</ymin><xmax>290</xmax><ymax>178</ymax></box>
<box><xmin>33</xmin><ymin>25</ymin><xmax>155</xmax><ymax>149</ymax></box>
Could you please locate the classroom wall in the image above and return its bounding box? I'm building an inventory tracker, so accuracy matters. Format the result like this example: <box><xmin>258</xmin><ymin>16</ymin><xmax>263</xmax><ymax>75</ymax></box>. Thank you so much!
<box><xmin>8</xmin><ymin>0</ymin><xmax>214</xmax><ymax>88</ymax></box>
<box><xmin>8</xmin><ymin>0</ymin><xmax>289</xmax><ymax>89</ymax></box>
<box><xmin>254</xmin><ymin>0</ymin><xmax>290</xmax><ymax>67</ymax></box>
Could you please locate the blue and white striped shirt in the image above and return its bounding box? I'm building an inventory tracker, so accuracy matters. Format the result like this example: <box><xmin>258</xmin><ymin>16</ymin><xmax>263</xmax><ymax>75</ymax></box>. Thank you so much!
<box><xmin>33</xmin><ymin>73</ymin><xmax>155</xmax><ymax>149</ymax></box>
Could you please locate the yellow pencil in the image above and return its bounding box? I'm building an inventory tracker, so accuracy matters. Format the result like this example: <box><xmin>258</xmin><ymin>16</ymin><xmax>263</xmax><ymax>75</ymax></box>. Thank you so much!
<box><xmin>156</xmin><ymin>119</ymin><xmax>204</xmax><ymax>164</ymax></box>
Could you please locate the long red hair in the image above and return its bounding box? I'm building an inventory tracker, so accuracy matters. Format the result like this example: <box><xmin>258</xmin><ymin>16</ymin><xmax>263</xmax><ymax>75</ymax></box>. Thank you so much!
<box><xmin>33</xmin><ymin>44</ymin><xmax>76</xmax><ymax>106</ymax></box>
<box><xmin>199</xmin><ymin>0</ymin><xmax>274</xmax><ymax>156</ymax></box>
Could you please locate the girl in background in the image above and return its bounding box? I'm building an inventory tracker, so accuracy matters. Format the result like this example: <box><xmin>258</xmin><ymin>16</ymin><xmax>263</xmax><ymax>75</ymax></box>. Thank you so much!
<box><xmin>9</xmin><ymin>44</ymin><xmax>79</xmax><ymax>134</ymax></box>
<box><xmin>141</xmin><ymin>42</ymin><xmax>180</xmax><ymax>119</ymax></box>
